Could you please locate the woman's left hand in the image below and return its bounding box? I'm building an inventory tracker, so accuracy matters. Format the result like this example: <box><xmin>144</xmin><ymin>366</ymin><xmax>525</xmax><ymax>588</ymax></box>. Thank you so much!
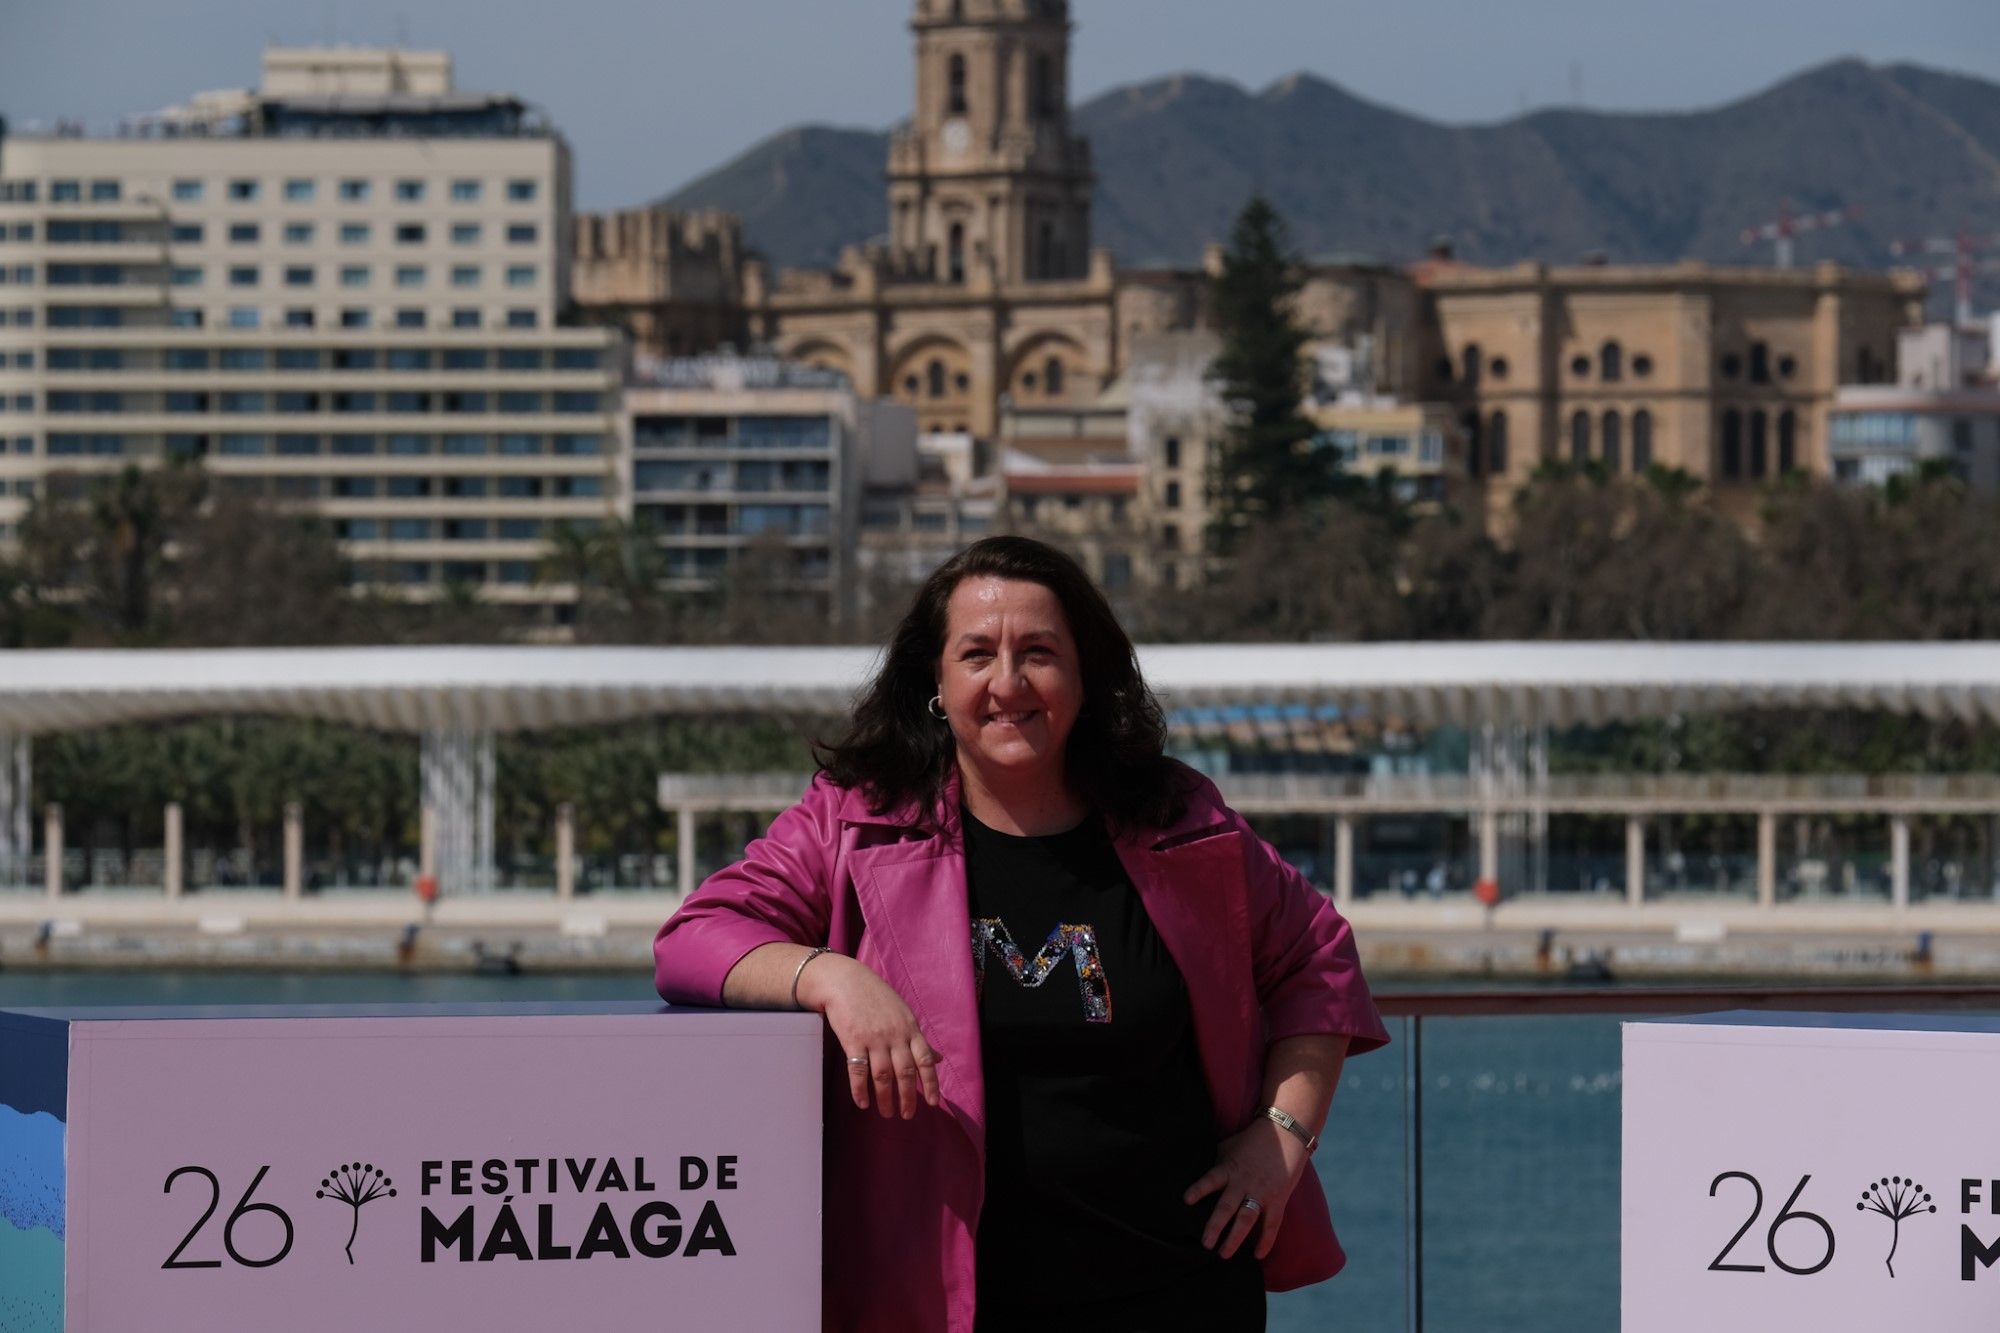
<box><xmin>1183</xmin><ymin>1116</ymin><xmax>1313</xmax><ymax>1260</ymax></box>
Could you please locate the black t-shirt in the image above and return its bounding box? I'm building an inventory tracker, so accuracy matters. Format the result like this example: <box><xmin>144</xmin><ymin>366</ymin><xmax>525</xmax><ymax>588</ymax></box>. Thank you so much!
<box><xmin>962</xmin><ymin>806</ymin><xmax>1263</xmax><ymax>1329</ymax></box>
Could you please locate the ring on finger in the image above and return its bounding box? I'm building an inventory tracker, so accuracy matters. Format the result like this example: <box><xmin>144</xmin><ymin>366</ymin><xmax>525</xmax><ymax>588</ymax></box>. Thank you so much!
<box><xmin>1239</xmin><ymin>1196</ymin><xmax>1262</xmax><ymax>1213</ymax></box>
<box><xmin>845</xmin><ymin>1055</ymin><xmax>870</xmax><ymax>1067</ymax></box>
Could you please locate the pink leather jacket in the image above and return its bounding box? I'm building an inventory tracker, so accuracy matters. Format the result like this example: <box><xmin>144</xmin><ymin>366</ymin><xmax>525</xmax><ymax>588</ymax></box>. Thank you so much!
<box><xmin>653</xmin><ymin>762</ymin><xmax>1390</xmax><ymax>1333</ymax></box>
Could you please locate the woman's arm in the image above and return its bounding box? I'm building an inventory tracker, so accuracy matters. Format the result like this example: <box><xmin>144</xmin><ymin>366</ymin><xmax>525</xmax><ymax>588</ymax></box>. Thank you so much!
<box><xmin>1185</xmin><ymin>1033</ymin><xmax>1350</xmax><ymax>1261</ymax></box>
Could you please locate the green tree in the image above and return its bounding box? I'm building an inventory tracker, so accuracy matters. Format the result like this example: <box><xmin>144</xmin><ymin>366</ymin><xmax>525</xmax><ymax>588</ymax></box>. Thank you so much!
<box><xmin>1206</xmin><ymin>196</ymin><xmax>1329</xmax><ymax>549</ymax></box>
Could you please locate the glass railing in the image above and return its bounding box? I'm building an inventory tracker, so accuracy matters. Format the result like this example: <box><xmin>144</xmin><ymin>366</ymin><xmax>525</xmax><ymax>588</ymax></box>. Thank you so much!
<box><xmin>1273</xmin><ymin>985</ymin><xmax>2000</xmax><ymax>1331</ymax></box>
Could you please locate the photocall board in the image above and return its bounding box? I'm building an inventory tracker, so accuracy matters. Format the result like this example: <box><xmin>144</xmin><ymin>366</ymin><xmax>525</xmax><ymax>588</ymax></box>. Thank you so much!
<box><xmin>1623</xmin><ymin>1012</ymin><xmax>2000</xmax><ymax>1332</ymax></box>
<box><xmin>0</xmin><ymin>1001</ymin><xmax>822</xmax><ymax>1332</ymax></box>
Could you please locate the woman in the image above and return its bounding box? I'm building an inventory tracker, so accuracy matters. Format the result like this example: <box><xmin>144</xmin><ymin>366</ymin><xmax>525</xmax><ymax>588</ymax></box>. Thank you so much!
<box><xmin>654</xmin><ymin>536</ymin><xmax>1388</xmax><ymax>1333</ymax></box>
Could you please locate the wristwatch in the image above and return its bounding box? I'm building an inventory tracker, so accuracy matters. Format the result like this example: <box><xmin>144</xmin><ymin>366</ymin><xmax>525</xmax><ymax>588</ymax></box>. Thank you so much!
<box><xmin>1260</xmin><ymin>1105</ymin><xmax>1319</xmax><ymax>1154</ymax></box>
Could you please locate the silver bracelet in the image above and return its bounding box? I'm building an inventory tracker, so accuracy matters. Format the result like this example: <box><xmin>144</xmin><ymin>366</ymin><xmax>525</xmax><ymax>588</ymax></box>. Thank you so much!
<box><xmin>790</xmin><ymin>946</ymin><xmax>831</xmax><ymax>1011</ymax></box>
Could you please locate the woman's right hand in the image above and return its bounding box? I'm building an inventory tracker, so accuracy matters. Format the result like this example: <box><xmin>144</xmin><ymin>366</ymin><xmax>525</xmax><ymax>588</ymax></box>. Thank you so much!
<box><xmin>797</xmin><ymin>952</ymin><xmax>943</xmax><ymax>1120</ymax></box>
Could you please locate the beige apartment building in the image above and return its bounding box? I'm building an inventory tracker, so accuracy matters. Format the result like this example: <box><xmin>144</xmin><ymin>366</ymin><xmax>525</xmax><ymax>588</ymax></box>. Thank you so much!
<box><xmin>1421</xmin><ymin>260</ymin><xmax>1928</xmax><ymax>526</ymax></box>
<box><xmin>0</xmin><ymin>48</ymin><xmax>622</xmax><ymax>605</ymax></box>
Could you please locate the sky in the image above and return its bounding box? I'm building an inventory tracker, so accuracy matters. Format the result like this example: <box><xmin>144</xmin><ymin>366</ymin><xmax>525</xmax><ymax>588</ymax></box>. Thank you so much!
<box><xmin>5</xmin><ymin>0</ymin><xmax>1999</xmax><ymax>211</ymax></box>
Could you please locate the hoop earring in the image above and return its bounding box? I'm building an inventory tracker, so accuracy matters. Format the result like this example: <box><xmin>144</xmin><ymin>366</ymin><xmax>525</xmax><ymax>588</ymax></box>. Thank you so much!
<box><xmin>928</xmin><ymin>695</ymin><xmax>949</xmax><ymax>721</ymax></box>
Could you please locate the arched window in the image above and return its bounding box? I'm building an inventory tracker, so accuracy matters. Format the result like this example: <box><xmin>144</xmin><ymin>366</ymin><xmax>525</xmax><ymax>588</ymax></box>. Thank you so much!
<box><xmin>1778</xmin><ymin>409</ymin><xmax>1798</xmax><ymax>473</ymax></box>
<box><xmin>1461</xmin><ymin>410</ymin><xmax>1483</xmax><ymax>476</ymax></box>
<box><xmin>947</xmin><ymin>55</ymin><xmax>969</xmax><ymax>116</ymax></box>
<box><xmin>1632</xmin><ymin>409</ymin><xmax>1653</xmax><ymax>471</ymax></box>
<box><xmin>1720</xmin><ymin>409</ymin><xmax>1742</xmax><ymax>477</ymax></box>
<box><xmin>1487</xmin><ymin>410</ymin><xmax>1509</xmax><ymax>477</ymax></box>
<box><xmin>947</xmin><ymin>222</ymin><xmax>966</xmax><ymax>284</ymax></box>
<box><xmin>1461</xmin><ymin>344</ymin><xmax>1482</xmax><ymax>387</ymax></box>
<box><xmin>927</xmin><ymin>359</ymin><xmax>946</xmax><ymax>399</ymax></box>
<box><xmin>1044</xmin><ymin>356</ymin><xmax>1064</xmax><ymax>397</ymax></box>
<box><xmin>1571</xmin><ymin>409</ymin><xmax>1591</xmax><ymax>464</ymax></box>
<box><xmin>1748</xmin><ymin>409</ymin><xmax>1768</xmax><ymax>477</ymax></box>
<box><xmin>1749</xmin><ymin>342</ymin><xmax>1770</xmax><ymax>385</ymax></box>
<box><xmin>1037</xmin><ymin>220</ymin><xmax>1056</xmax><ymax>278</ymax></box>
<box><xmin>1601</xmin><ymin>410</ymin><xmax>1622</xmax><ymax>472</ymax></box>
<box><xmin>1601</xmin><ymin>341</ymin><xmax>1623</xmax><ymax>382</ymax></box>
<box><xmin>1032</xmin><ymin>54</ymin><xmax>1056</xmax><ymax>118</ymax></box>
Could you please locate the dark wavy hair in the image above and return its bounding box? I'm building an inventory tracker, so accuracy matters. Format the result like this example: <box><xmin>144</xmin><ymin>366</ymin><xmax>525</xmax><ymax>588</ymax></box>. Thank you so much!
<box><xmin>816</xmin><ymin>536</ymin><xmax>1190</xmax><ymax>832</ymax></box>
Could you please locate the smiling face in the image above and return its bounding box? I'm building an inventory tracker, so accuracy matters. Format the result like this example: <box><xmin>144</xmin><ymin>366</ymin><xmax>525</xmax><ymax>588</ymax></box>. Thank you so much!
<box><xmin>936</xmin><ymin>575</ymin><xmax>1085</xmax><ymax>788</ymax></box>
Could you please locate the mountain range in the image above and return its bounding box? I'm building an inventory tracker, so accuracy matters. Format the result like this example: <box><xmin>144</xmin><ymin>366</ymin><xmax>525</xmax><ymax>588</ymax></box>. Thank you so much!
<box><xmin>662</xmin><ymin>58</ymin><xmax>2000</xmax><ymax>306</ymax></box>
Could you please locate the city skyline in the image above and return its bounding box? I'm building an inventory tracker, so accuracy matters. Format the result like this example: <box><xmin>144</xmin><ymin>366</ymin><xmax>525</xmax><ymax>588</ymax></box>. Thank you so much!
<box><xmin>2</xmin><ymin>0</ymin><xmax>1996</xmax><ymax>212</ymax></box>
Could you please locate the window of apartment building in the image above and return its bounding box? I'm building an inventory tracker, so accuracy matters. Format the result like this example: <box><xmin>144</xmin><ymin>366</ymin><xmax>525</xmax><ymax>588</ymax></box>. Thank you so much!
<box><xmin>1569</xmin><ymin>354</ymin><xmax>1590</xmax><ymax>378</ymax></box>
<box><xmin>498</xmin><ymin>476</ymin><xmax>542</xmax><ymax>498</ymax></box>
<box><xmin>451</xmin><ymin>223</ymin><xmax>481</xmax><ymax>245</ymax></box>
<box><xmin>443</xmin><ymin>349</ymin><xmax>488</xmax><ymax>370</ymax></box>
<box><xmin>505</xmin><ymin>265</ymin><xmax>536</xmax><ymax>287</ymax></box>
<box><xmin>451</xmin><ymin>180</ymin><xmax>482</xmax><ymax>202</ymax></box>
<box><xmin>1719</xmin><ymin>353</ymin><xmax>1742</xmax><ymax>380</ymax></box>
<box><xmin>277</xmin><ymin>349</ymin><xmax>319</xmax><ymax>370</ymax></box>
<box><xmin>283</xmin><ymin>308</ymin><xmax>315</xmax><ymax>328</ymax></box>
<box><xmin>12</xmin><ymin>223</ymin><xmax>33</xmax><ymax>241</ymax></box>
<box><xmin>1749</xmin><ymin>342</ymin><xmax>1771</xmax><ymax>385</ymax></box>
<box><xmin>284</xmin><ymin>179</ymin><xmax>315</xmax><ymax>202</ymax></box>
<box><xmin>335</xmin><ymin>519</ymin><xmax>379</xmax><ymax>540</ymax></box>
<box><xmin>388</xmin><ymin>435</ymin><xmax>432</xmax><ymax>456</ymax></box>
<box><xmin>1632</xmin><ymin>354</ymin><xmax>1653</xmax><ymax>378</ymax></box>
<box><xmin>1632</xmin><ymin>410</ymin><xmax>1653</xmax><ymax>471</ymax></box>
<box><xmin>451</xmin><ymin>308</ymin><xmax>481</xmax><ymax>328</ymax></box>
<box><xmin>1600</xmin><ymin>341</ymin><xmax>1623</xmax><ymax>382</ymax></box>
<box><xmin>395</xmin><ymin>265</ymin><xmax>425</xmax><ymax>288</ymax></box>
<box><xmin>340</xmin><ymin>223</ymin><xmax>370</xmax><ymax>245</ymax></box>
<box><xmin>89</xmin><ymin>180</ymin><xmax>121</xmax><ymax>201</ymax></box>
<box><xmin>228</xmin><ymin>179</ymin><xmax>259</xmax><ymax>201</ymax></box>
<box><xmin>444</xmin><ymin>519</ymin><xmax>490</xmax><ymax>541</ymax></box>
<box><xmin>499</xmin><ymin>434</ymin><xmax>540</xmax><ymax>455</ymax></box>
<box><xmin>50</xmin><ymin>180</ymin><xmax>82</xmax><ymax>202</ymax></box>
<box><xmin>284</xmin><ymin>265</ymin><xmax>313</xmax><ymax>287</ymax></box>
<box><xmin>284</xmin><ymin>223</ymin><xmax>315</xmax><ymax>245</ymax></box>
<box><xmin>388</xmin><ymin>348</ymin><xmax>432</xmax><ymax>371</ymax></box>
<box><xmin>444</xmin><ymin>434</ymin><xmax>489</xmax><ymax>455</ymax></box>
<box><xmin>172</xmin><ymin>179</ymin><xmax>203</xmax><ymax>201</ymax></box>
<box><xmin>506</xmin><ymin>310</ymin><xmax>536</xmax><ymax>328</ymax></box>
<box><xmin>331</xmin><ymin>390</ymin><xmax>377</xmax><ymax>411</ymax></box>
<box><xmin>552</xmin><ymin>349</ymin><xmax>601</xmax><ymax>371</ymax></box>
<box><xmin>554</xmin><ymin>434</ymin><xmax>604</xmax><ymax>456</ymax></box>
<box><xmin>1720</xmin><ymin>409</ymin><xmax>1743</xmax><ymax>477</ymax></box>
<box><xmin>1489</xmin><ymin>356</ymin><xmax>1509</xmax><ymax>381</ymax></box>
<box><xmin>442</xmin><ymin>391</ymin><xmax>487</xmax><ymax>413</ymax></box>
<box><xmin>498</xmin><ymin>349</ymin><xmax>542</xmax><ymax>370</ymax></box>
<box><xmin>276</xmin><ymin>433</ymin><xmax>320</xmax><ymax>456</ymax></box>
<box><xmin>227</xmin><ymin>307</ymin><xmax>260</xmax><ymax>329</ymax></box>
<box><xmin>220</xmin><ymin>391</ymin><xmax>267</xmax><ymax>413</ymax></box>
<box><xmin>445</xmin><ymin>477</ymin><xmax>489</xmax><ymax>497</ymax></box>
<box><xmin>388</xmin><ymin>519</ymin><xmax>432</xmax><ymax>540</ymax></box>
<box><xmin>1161</xmin><ymin>435</ymin><xmax>1182</xmax><ymax>469</ymax></box>
<box><xmin>1778</xmin><ymin>410</ymin><xmax>1799</xmax><ymax>473</ymax></box>
<box><xmin>386</xmin><ymin>472</ymin><xmax>432</xmax><ymax>493</ymax></box>
<box><xmin>450</xmin><ymin>265</ymin><xmax>479</xmax><ymax>287</ymax></box>
<box><xmin>340</xmin><ymin>266</ymin><xmax>369</xmax><ymax>287</ymax></box>
<box><xmin>506</xmin><ymin>223</ymin><xmax>537</xmax><ymax>245</ymax></box>
<box><xmin>506</xmin><ymin>179</ymin><xmax>538</xmax><ymax>202</ymax></box>
<box><xmin>275</xmin><ymin>391</ymin><xmax>319</xmax><ymax>412</ymax></box>
<box><xmin>168</xmin><ymin>309</ymin><xmax>201</xmax><ymax>328</ymax></box>
<box><xmin>1602</xmin><ymin>410</ymin><xmax>1623</xmax><ymax>471</ymax></box>
<box><xmin>171</xmin><ymin>223</ymin><xmax>203</xmax><ymax>244</ymax></box>
<box><xmin>499</xmin><ymin>391</ymin><xmax>540</xmax><ymax>413</ymax></box>
<box><xmin>387</xmin><ymin>391</ymin><xmax>431</xmax><ymax>413</ymax></box>
<box><xmin>333</xmin><ymin>349</ymin><xmax>377</xmax><ymax>370</ymax></box>
<box><xmin>333</xmin><ymin>477</ymin><xmax>378</xmax><ymax>498</ymax></box>
<box><xmin>1488</xmin><ymin>411</ymin><xmax>1510</xmax><ymax>475</ymax></box>
<box><xmin>339</xmin><ymin>179</ymin><xmax>371</xmax><ymax>201</ymax></box>
<box><xmin>498</xmin><ymin>519</ymin><xmax>540</xmax><ymax>539</ymax></box>
<box><xmin>220</xmin><ymin>434</ymin><xmax>268</xmax><ymax>455</ymax></box>
<box><xmin>1747</xmin><ymin>409</ymin><xmax>1769</xmax><ymax>477</ymax></box>
<box><xmin>1460</xmin><ymin>345</ymin><xmax>1481</xmax><ymax>386</ymax></box>
<box><xmin>395</xmin><ymin>309</ymin><xmax>426</xmax><ymax>329</ymax></box>
<box><xmin>333</xmin><ymin>435</ymin><xmax>378</xmax><ymax>455</ymax></box>
<box><xmin>228</xmin><ymin>223</ymin><xmax>260</xmax><ymax>245</ymax></box>
<box><xmin>1163</xmin><ymin>480</ymin><xmax>1181</xmax><ymax>509</ymax></box>
<box><xmin>1570</xmin><ymin>409</ymin><xmax>1591</xmax><ymax>463</ymax></box>
<box><xmin>395</xmin><ymin>179</ymin><xmax>426</xmax><ymax>202</ymax></box>
<box><xmin>396</xmin><ymin>224</ymin><xmax>426</xmax><ymax>245</ymax></box>
<box><xmin>228</xmin><ymin>265</ymin><xmax>258</xmax><ymax>287</ymax></box>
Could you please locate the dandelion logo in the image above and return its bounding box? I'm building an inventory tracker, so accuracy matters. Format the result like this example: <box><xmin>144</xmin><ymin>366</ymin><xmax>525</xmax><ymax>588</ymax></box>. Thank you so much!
<box><xmin>1857</xmin><ymin>1176</ymin><xmax>1935</xmax><ymax>1277</ymax></box>
<box><xmin>317</xmin><ymin>1162</ymin><xmax>397</xmax><ymax>1265</ymax></box>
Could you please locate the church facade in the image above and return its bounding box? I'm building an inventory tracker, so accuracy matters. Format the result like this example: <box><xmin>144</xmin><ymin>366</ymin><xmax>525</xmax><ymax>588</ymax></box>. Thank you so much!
<box><xmin>746</xmin><ymin>0</ymin><xmax>1130</xmax><ymax>437</ymax></box>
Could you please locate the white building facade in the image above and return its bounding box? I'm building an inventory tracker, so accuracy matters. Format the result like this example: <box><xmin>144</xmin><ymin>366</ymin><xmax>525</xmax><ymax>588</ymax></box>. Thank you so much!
<box><xmin>0</xmin><ymin>48</ymin><xmax>622</xmax><ymax>603</ymax></box>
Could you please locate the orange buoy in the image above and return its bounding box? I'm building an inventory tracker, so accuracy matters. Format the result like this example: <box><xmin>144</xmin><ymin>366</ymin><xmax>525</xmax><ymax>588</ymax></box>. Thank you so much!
<box><xmin>1473</xmin><ymin>877</ymin><xmax>1501</xmax><ymax>908</ymax></box>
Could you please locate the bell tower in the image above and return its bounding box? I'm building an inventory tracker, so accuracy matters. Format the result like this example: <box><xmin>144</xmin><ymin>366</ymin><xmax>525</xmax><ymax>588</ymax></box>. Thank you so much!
<box><xmin>888</xmin><ymin>0</ymin><xmax>1093</xmax><ymax>287</ymax></box>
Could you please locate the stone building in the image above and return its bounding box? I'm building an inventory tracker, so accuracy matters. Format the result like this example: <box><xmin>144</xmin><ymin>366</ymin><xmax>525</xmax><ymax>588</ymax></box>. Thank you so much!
<box><xmin>1421</xmin><ymin>260</ymin><xmax>1928</xmax><ymax>526</ymax></box>
<box><xmin>747</xmin><ymin>0</ymin><xmax>1120</xmax><ymax>438</ymax></box>
<box><xmin>570</xmin><ymin>206</ymin><xmax>747</xmax><ymax>357</ymax></box>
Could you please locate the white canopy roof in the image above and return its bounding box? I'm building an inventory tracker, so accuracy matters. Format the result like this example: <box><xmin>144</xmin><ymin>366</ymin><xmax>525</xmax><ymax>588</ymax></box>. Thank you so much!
<box><xmin>0</xmin><ymin>643</ymin><xmax>1997</xmax><ymax>735</ymax></box>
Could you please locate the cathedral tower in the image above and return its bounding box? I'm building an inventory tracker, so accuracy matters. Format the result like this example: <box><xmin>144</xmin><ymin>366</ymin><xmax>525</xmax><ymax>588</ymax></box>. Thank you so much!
<box><xmin>888</xmin><ymin>0</ymin><xmax>1093</xmax><ymax>287</ymax></box>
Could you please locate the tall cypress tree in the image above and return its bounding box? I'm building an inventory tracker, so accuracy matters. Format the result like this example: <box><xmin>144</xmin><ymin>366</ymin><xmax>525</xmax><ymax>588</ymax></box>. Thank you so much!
<box><xmin>1207</xmin><ymin>196</ymin><xmax>1329</xmax><ymax>550</ymax></box>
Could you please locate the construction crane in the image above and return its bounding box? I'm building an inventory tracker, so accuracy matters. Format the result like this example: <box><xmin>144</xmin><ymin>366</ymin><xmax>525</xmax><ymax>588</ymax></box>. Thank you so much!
<box><xmin>1739</xmin><ymin>199</ymin><xmax>1856</xmax><ymax>269</ymax></box>
<box><xmin>1888</xmin><ymin>227</ymin><xmax>2000</xmax><ymax>327</ymax></box>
